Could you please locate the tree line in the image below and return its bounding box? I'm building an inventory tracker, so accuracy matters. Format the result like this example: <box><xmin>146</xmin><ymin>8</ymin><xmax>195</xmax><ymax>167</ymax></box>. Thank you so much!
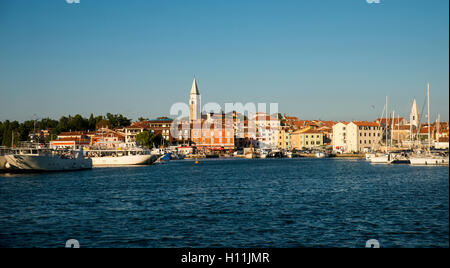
<box><xmin>0</xmin><ymin>113</ymin><xmax>132</xmax><ymax>147</ymax></box>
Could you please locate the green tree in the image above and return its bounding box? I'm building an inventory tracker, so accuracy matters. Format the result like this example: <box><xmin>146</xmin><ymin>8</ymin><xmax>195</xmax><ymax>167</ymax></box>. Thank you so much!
<box><xmin>138</xmin><ymin>117</ymin><xmax>149</xmax><ymax>122</ymax></box>
<box><xmin>151</xmin><ymin>133</ymin><xmax>163</xmax><ymax>148</ymax></box>
<box><xmin>136</xmin><ymin>131</ymin><xmax>152</xmax><ymax>148</ymax></box>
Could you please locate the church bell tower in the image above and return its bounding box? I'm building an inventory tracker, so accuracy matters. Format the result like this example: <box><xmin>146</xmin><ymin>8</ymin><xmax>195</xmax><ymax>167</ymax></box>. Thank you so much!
<box><xmin>189</xmin><ymin>77</ymin><xmax>201</xmax><ymax>121</ymax></box>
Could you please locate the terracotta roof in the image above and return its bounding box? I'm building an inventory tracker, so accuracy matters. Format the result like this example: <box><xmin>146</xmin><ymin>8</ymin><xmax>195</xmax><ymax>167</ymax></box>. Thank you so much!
<box><xmin>58</xmin><ymin>131</ymin><xmax>87</xmax><ymax>136</ymax></box>
<box><xmin>352</xmin><ymin>121</ymin><xmax>381</xmax><ymax>127</ymax></box>
<box><xmin>293</xmin><ymin>129</ymin><xmax>323</xmax><ymax>135</ymax></box>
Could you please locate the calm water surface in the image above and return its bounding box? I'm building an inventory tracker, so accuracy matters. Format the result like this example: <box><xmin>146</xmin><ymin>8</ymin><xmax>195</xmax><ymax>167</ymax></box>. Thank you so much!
<box><xmin>0</xmin><ymin>158</ymin><xmax>448</xmax><ymax>248</ymax></box>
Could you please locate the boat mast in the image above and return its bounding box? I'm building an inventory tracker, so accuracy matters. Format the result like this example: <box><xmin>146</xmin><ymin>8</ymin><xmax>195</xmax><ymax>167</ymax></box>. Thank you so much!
<box><xmin>397</xmin><ymin>114</ymin><xmax>400</xmax><ymax>148</ymax></box>
<box><xmin>391</xmin><ymin>110</ymin><xmax>395</xmax><ymax>148</ymax></box>
<box><xmin>385</xmin><ymin>96</ymin><xmax>388</xmax><ymax>153</ymax></box>
<box><xmin>427</xmin><ymin>83</ymin><xmax>431</xmax><ymax>151</ymax></box>
<box><xmin>436</xmin><ymin>113</ymin><xmax>440</xmax><ymax>142</ymax></box>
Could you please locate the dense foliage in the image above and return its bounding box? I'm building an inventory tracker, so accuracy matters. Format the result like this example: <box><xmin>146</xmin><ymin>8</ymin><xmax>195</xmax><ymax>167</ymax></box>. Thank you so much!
<box><xmin>135</xmin><ymin>131</ymin><xmax>164</xmax><ymax>148</ymax></box>
<box><xmin>0</xmin><ymin>113</ymin><xmax>132</xmax><ymax>147</ymax></box>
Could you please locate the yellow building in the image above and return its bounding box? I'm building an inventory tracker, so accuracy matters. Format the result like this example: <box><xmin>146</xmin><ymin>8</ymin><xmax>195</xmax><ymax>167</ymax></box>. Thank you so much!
<box><xmin>291</xmin><ymin>129</ymin><xmax>323</xmax><ymax>150</ymax></box>
<box><xmin>277</xmin><ymin>126</ymin><xmax>291</xmax><ymax>150</ymax></box>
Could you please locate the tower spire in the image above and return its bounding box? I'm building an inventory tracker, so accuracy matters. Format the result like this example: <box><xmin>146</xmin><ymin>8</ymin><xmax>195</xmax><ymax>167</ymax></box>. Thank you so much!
<box><xmin>190</xmin><ymin>77</ymin><xmax>199</xmax><ymax>95</ymax></box>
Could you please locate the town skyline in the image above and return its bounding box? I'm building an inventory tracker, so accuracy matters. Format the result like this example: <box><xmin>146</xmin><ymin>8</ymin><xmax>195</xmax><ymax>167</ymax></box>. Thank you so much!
<box><xmin>0</xmin><ymin>0</ymin><xmax>449</xmax><ymax>122</ymax></box>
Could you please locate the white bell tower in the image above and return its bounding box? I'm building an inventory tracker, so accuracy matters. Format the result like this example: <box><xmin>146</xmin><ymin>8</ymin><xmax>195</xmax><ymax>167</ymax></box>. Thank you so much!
<box><xmin>410</xmin><ymin>98</ymin><xmax>420</xmax><ymax>128</ymax></box>
<box><xmin>189</xmin><ymin>77</ymin><xmax>201</xmax><ymax>121</ymax></box>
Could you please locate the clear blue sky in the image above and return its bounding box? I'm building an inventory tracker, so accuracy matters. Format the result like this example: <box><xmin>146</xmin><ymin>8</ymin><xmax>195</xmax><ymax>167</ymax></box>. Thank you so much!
<box><xmin>0</xmin><ymin>0</ymin><xmax>448</xmax><ymax>122</ymax></box>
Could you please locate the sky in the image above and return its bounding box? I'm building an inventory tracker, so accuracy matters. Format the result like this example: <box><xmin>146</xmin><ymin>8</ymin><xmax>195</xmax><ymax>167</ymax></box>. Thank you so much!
<box><xmin>0</xmin><ymin>0</ymin><xmax>448</xmax><ymax>122</ymax></box>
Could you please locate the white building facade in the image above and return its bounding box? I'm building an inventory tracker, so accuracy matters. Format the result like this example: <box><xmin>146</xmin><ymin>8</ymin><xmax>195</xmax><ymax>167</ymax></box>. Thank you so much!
<box><xmin>333</xmin><ymin>122</ymin><xmax>384</xmax><ymax>153</ymax></box>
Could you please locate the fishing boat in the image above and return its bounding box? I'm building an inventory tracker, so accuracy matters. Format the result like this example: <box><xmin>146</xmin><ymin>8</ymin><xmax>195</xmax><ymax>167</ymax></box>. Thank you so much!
<box><xmin>3</xmin><ymin>147</ymin><xmax>92</xmax><ymax>172</ymax></box>
<box><xmin>86</xmin><ymin>147</ymin><xmax>158</xmax><ymax>166</ymax></box>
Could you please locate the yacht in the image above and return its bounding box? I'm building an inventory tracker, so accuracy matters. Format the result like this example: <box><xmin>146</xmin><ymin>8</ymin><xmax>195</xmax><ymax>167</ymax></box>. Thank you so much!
<box><xmin>86</xmin><ymin>147</ymin><xmax>158</xmax><ymax>166</ymax></box>
<box><xmin>3</xmin><ymin>147</ymin><xmax>92</xmax><ymax>172</ymax></box>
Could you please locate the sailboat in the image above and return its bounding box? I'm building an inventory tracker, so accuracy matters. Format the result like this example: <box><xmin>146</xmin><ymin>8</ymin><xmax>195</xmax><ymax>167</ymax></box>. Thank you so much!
<box><xmin>410</xmin><ymin>83</ymin><xmax>449</xmax><ymax>166</ymax></box>
<box><xmin>371</xmin><ymin>96</ymin><xmax>391</xmax><ymax>164</ymax></box>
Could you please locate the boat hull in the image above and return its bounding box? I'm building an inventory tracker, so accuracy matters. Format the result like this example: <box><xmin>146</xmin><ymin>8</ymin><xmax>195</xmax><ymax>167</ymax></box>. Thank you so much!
<box><xmin>315</xmin><ymin>152</ymin><xmax>328</xmax><ymax>158</ymax></box>
<box><xmin>410</xmin><ymin>157</ymin><xmax>449</xmax><ymax>166</ymax></box>
<box><xmin>0</xmin><ymin>156</ymin><xmax>7</xmax><ymax>171</ymax></box>
<box><xmin>4</xmin><ymin>154</ymin><xmax>92</xmax><ymax>172</ymax></box>
<box><xmin>90</xmin><ymin>154</ymin><xmax>158</xmax><ymax>166</ymax></box>
<box><xmin>370</xmin><ymin>156</ymin><xmax>389</xmax><ymax>164</ymax></box>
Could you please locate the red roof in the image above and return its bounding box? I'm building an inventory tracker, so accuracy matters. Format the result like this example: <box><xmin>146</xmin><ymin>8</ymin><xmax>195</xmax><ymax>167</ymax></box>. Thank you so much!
<box><xmin>352</xmin><ymin>121</ymin><xmax>381</xmax><ymax>127</ymax></box>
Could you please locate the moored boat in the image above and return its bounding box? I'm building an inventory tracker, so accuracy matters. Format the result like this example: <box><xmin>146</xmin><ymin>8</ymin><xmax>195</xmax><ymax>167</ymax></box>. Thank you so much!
<box><xmin>4</xmin><ymin>148</ymin><xmax>92</xmax><ymax>172</ymax></box>
<box><xmin>315</xmin><ymin>152</ymin><xmax>328</xmax><ymax>158</ymax></box>
<box><xmin>370</xmin><ymin>154</ymin><xmax>390</xmax><ymax>164</ymax></box>
<box><xmin>87</xmin><ymin>148</ymin><xmax>158</xmax><ymax>166</ymax></box>
<box><xmin>410</xmin><ymin>155</ymin><xmax>449</xmax><ymax>166</ymax></box>
<box><xmin>365</xmin><ymin>153</ymin><xmax>376</xmax><ymax>161</ymax></box>
<box><xmin>0</xmin><ymin>147</ymin><xmax>10</xmax><ymax>171</ymax></box>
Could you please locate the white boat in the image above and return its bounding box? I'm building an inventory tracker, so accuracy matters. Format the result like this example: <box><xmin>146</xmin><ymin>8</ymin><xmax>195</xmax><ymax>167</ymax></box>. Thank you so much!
<box><xmin>365</xmin><ymin>153</ymin><xmax>376</xmax><ymax>161</ymax></box>
<box><xmin>285</xmin><ymin>151</ymin><xmax>293</xmax><ymax>158</ymax></box>
<box><xmin>370</xmin><ymin>154</ymin><xmax>390</xmax><ymax>164</ymax></box>
<box><xmin>315</xmin><ymin>152</ymin><xmax>328</xmax><ymax>158</ymax></box>
<box><xmin>0</xmin><ymin>146</ymin><xmax>9</xmax><ymax>171</ymax></box>
<box><xmin>87</xmin><ymin>148</ymin><xmax>158</xmax><ymax>166</ymax></box>
<box><xmin>4</xmin><ymin>148</ymin><xmax>92</xmax><ymax>172</ymax></box>
<box><xmin>408</xmin><ymin>83</ymin><xmax>449</xmax><ymax>166</ymax></box>
<box><xmin>410</xmin><ymin>155</ymin><xmax>449</xmax><ymax>166</ymax></box>
<box><xmin>258</xmin><ymin>151</ymin><xmax>268</xmax><ymax>159</ymax></box>
<box><xmin>154</xmin><ymin>153</ymin><xmax>172</xmax><ymax>164</ymax></box>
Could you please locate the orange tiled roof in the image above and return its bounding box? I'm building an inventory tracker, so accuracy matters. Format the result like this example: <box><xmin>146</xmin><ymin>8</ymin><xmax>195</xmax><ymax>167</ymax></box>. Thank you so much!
<box><xmin>352</xmin><ymin>121</ymin><xmax>381</xmax><ymax>127</ymax></box>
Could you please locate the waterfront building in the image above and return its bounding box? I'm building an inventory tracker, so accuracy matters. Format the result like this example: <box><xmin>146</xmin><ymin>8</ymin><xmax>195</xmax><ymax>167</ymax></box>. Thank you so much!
<box><xmin>50</xmin><ymin>131</ymin><xmax>91</xmax><ymax>149</ymax></box>
<box><xmin>291</xmin><ymin>129</ymin><xmax>324</xmax><ymax>150</ymax></box>
<box><xmin>250</xmin><ymin>113</ymin><xmax>280</xmax><ymax>149</ymax></box>
<box><xmin>190</xmin><ymin>116</ymin><xmax>234</xmax><ymax>152</ymax></box>
<box><xmin>277</xmin><ymin>126</ymin><xmax>292</xmax><ymax>150</ymax></box>
<box><xmin>391</xmin><ymin>125</ymin><xmax>411</xmax><ymax>147</ymax></box>
<box><xmin>332</xmin><ymin>121</ymin><xmax>383</xmax><ymax>153</ymax></box>
<box><xmin>90</xmin><ymin>128</ymin><xmax>126</xmax><ymax>148</ymax></box>
<box><xmin>124</xmin><ymin>126</ymin><xmax>145</xmax><ymax>146</ymax></box>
